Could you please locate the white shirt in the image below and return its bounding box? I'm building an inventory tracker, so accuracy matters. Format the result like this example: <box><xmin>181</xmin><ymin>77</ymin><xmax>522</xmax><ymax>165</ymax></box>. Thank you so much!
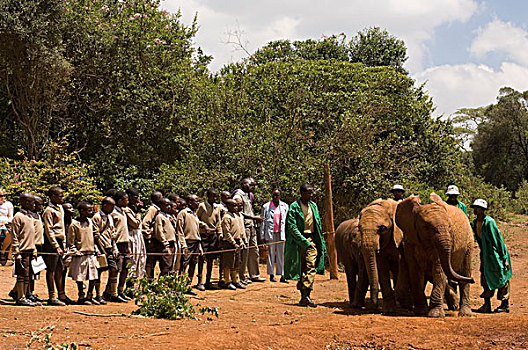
<box><xmin>0</xmin><ymin>201</ymin><xmax>13</xmax><ymax>222</ymax></box>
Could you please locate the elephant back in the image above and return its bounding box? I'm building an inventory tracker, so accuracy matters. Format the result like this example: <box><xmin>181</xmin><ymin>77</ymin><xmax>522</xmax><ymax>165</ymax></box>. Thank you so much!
<box><xmin>445</xmin><ymin>204</ymin><xmax>474</xmax><ymax>252</ymax></box>
<box><xmin>335</xmin><ymin>218</ymin><xmax>360</xmax><ymax>264</ymax></box>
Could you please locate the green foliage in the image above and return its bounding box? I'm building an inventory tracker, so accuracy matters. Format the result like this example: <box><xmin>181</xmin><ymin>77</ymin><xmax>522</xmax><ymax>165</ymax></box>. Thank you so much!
<box><xmin>0</xmin><ymin>141</ymin><xmax>101</xmax><ymax>206</ymax></box>
<box><xmin>26</xmin><ymin>326</ymin><xmax>78</xmax><ymax>350</ymax></box>
<box><xmin>128</xmin><ymin>273</ymin><xmax>218</xmax><ymax>320</ymax></box>
<box><xmin>514</xmin><ymin>179</ymin><xmax>528</xmax><ymax>214</ymax></box>
<box><xmin>471</xmin><ymin>87</ymin><xmax>528</xmax><ymax>191</ymax></box>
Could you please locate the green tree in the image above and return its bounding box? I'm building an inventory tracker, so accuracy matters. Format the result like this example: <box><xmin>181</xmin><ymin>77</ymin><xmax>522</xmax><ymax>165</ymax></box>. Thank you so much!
<box><xmin>0</xmin><ymin>0</ymin><xmax>71</xmax><ymax>159</ymax></box>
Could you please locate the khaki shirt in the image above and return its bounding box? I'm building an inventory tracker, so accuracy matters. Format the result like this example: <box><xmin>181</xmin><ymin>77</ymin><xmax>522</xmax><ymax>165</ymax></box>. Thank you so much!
<box><xmin>42</xmin><ymin>203</ymin><xmax>65</xmax><ymax>249</ymax></box>
<box><xmin>141</xmin><ymin>205</ymin><xmax>160</xmax><ymax>238</ymax></box>
<box><xmin>33</xmin><ymin>213</ymin><xmax>44</xmax><ymax>246</ymax></box>
<box><xmin>233</xmin><ymin>189</ymin><xmax>255</xmax><ymax>228</ymax></box>
<box><xmin>92</xmin><ymin>211</ymin><xmax>115</xmax><ymax>250</ymax></box>
<box><xmin>221</xmin><ymin>212</ymin><xmax>244</xmax><ymax>245</ymax></box>
<box><xmin>153</xmin><ymin>212</ymin><xmax>178</xmax><ymax>248</ymax></box>
<box><xmin>10</xmin><ymin>209</ymin><xmax>37</xmax><ymax>255</ymax></box>
<box><xmin>196</xmin><ymin>202</ymin><xmax>223</xmax><ymax>237</ymax></box>
<box><xmin>176</xmin><ymin>208</ymin><xmax>201</xmax><ymax>247</ymax></box>
<box><xmin>67</xmin><ymin>219</ymin><xmax>96</xmax><ymax>254</ymax></box>
<box><xmin>301</xmin><ymin>202</ymin><xmax>314</xmax><ymax>235</ymax></box>
<box><xmin>111</xmin><ymin>206</ymin><xmax>139</xmax><ymax>244</ymax></box>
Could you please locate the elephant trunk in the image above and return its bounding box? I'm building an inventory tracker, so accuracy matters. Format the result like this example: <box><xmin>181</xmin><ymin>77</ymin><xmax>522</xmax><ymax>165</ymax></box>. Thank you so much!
<box><xmin>361</xmin><ymin>236</ymin><xmax>380</xmax><ymax>307</ymax></box>
<box><xmin>433</xmin><ymin>227</ymin><xmax>475</xmax><ymax>284</ymax></box>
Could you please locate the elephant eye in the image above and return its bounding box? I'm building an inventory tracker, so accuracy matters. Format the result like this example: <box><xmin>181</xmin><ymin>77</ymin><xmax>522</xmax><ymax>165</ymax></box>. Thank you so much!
<box><xmin>377</xmin><ymin>225</ymin><xmax>386</xmax><ymax>233</ymax></box>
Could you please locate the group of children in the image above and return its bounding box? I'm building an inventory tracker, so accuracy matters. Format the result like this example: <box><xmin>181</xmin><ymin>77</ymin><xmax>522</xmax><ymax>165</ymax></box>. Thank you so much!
<box><xmin>6</xmin><ymin>186</ymin><xmax>255</xmax><ymax>306</ymax></box>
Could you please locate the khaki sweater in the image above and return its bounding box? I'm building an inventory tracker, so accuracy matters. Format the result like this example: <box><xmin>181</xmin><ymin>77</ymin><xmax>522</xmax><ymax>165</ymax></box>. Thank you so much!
<box><xmin>33</xmin><ymin>213</ymin><xmax>44</xmax><ymax>246</ymax></box>
<box><xmin>221</xmin><ymin>212</ymin><xmax>245</xmax><ymax>246</ymax></box>
<box><xmin>141</xmin><ymin>205</ymin><xmax>160</xmax><ymax>238</ymax></box>
<box><xmin>111</xmin><ymin>206</ymin><xmax>140</xmax><ymax>244</ymax></box>
<box><xmin>67</xmin><ymin>219</ymin><xmax>96</xmax><ymax>254</ymax></box>
<box><xmin>10</xmin><ymin>209</ymin><xmax>37</xmax><ymax>255</ymax></box>
<box><xmin>153</xmin><ymin>212</ymin><xmax>179</xmax><ymax>248</ymax></box>
<box><xmin>42</xmin><ymin>203</ymin><xmax>65</xmax><ymax>249</ymax></box>
<box><xmin>196</xmin><ymin>202</ymin><xmax>223</xmax><ymax>238</ymax></box>
<box><xmin>176</xmin><ymin>208</ymin><xmax>202</xmax><ymax>247</ymax></box>
<box><xmin>92</xmin><ymin>211</ymin><xmax>115</xmax><ymax>249</ymax></box>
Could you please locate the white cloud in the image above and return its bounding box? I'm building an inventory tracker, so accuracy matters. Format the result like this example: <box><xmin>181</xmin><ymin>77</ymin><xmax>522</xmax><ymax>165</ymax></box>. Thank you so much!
<box><xmin>163</xmin><ymin>0</ymin><xmax>478</xmax><ymax>72</ymax></box>
<box><xmin>470</xmin><ymin>19</ymin><xmax>528</xmax><ymax>66</ymax></box>
<box><xmin>413</xmin><ymin>62</ymin><xmax>528</xmax><ymax>116</ymax></box>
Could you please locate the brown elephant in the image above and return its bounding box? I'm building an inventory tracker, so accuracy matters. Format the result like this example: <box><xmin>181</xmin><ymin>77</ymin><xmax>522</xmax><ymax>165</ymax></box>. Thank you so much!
<box><xmin>335</xmin><ymin>218</ymin><xmax>368</xmax><ymax>308</ymax></box>
<box><xmin>358</xmin><ymin>198</ymin><xmax>407</xmax><ymax>313</ymax></box>
<box><xmin>395</xmin><ymin>193</ymin><xmax>474</xmax><ymax>317</ymax></box>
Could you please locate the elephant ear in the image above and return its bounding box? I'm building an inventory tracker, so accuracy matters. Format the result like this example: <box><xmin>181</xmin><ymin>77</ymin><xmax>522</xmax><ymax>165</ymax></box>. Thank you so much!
<box><xmin>430</xmin><ymin>192</ymin><xmax>449</xmax><ymax>212</ymax></box>
<box><xmin>384</xmin><ymin>199</ymin><xmax>403</xmax><ymax>248</ymax></box>
<box><xmin>395</xmin><ymin>195</ymin><xmax>421</xmax><ymax>245</ymax></box>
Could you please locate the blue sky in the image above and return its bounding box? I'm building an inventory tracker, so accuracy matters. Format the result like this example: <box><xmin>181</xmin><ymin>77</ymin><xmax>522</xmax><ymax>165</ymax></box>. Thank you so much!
<box><xmin>164</xmin><ymin>0</ymin><xmax>528</xmax><ymax>117</ymax></box>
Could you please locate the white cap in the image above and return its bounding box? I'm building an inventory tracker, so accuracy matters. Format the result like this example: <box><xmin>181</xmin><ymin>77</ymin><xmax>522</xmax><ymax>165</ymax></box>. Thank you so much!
<box><xmin>471</xmin><ymin>199</ymin><xmax>488</xmax><ymax>210</ymax></box>
<box><xmin>445</xmin><ymin>185</ymin><xmax>460</xmax><ymax>196</ymax></box>
<box><xmin>391</xmin><ymin>184</ymin><xmax>404</xmax><ymax>192</ymax></box>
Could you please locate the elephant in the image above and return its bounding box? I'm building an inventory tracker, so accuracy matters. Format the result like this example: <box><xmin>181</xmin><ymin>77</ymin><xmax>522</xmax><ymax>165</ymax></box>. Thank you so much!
<box><xmin>358</xmin><ymin>198</ymin><xmax>408</xmax><ymax>313</ymax></box>
<box><xmin>335</xmin><ymin>218</ymin><xmax>368</xmax><ymax>308</ymax></box>
<box><xmin>395</xmin><ymin>193</ymin><xmax>474</xmax><ymax>317</ymax></box>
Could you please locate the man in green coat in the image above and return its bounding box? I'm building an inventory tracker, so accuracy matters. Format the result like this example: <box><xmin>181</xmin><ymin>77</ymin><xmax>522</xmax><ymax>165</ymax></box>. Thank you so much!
<box><xmin>284</xmin><ymin>183</ymin><xmax>327</xmax><ymax>308</ymax></box>
<box><xmin>471</xmin><ymin>199</ymin><xmax>512</xmax><ymax>313</ymax></box>
<box><xmin>445</xmin><ymin>185</ymin><xmax>468</xmax><ymax>215</ymax></box>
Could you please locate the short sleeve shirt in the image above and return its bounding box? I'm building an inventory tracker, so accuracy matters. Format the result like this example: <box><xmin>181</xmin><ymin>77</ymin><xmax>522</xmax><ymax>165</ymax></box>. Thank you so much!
<box><xmin>0</xmin><ymin>201</ymin><xmax>13</xmax><ymax>218</ymax></box>
<box><xmin>301</xmin><ymin>202</ymin><xmax>314</xmax><ymax>235</ymax></box>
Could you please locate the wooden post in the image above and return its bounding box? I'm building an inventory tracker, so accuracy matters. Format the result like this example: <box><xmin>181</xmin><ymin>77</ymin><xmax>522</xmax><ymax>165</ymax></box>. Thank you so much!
<box><xmin>323</xmin><ymin>164</ymin><xmax>338</xmax><ymax>279</ymax></box>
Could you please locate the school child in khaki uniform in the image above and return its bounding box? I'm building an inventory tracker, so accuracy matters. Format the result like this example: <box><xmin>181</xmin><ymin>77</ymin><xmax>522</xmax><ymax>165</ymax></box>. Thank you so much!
<box><xmin>29</xmin><ymin>195</ymin><xmax>45</xmax><ymax>302</ymax></box>
<box><xmin>168</xmin><ymin>195</ymin><xmax>182</xmax><ymax>272</ymax></box>
<box><xmin>177</xmin><ymin>194</ymin><xmax>204</xmax><ymax>295</ymax></box>
<box><xmin>67</xmin><ymin>202</ymin><xmax>99</xmax><ymax>305</ymax></box>
<box><xmin>148</xmin><ymin>198</ymin><xmax>179</xmax><ymax>277</ymax></box>
<box><xmin>92</xmin><ymin>197</ymin><xmax>117</xmax><ymax>305</ymax></box>
<box><xmin>221</xmin><ymin>199</ymin><xmax>246</xmax><ymax>290</ymax></box>
<box><xmin>196</xmin><ymin>188</ymin><xmax>223</xmax><ymax>291</ymax></box>
<box><xmin>234</xmin><ymin>197</ymin><xmax>250</xmax><ymax>285</ymax></box>
<box><xmin>10</xmin><ymin>193</ymin><xmax>38</xmax><ymax>306</ymax></box>
<box><xmin>110</xmin><ymin>191</ymin><xmax>140</xmax><ymax>303</ymax></box>
<box><xmin>42</xmin><ymin>186</ymin><xmax>70</xmax><ymax>306</ymax></box>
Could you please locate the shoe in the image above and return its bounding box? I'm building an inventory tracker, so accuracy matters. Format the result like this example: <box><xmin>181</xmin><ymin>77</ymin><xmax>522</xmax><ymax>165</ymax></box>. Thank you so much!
<box><xmin>119</xmin><ymin>293</ymin><xmax>132</xmax><ymax>301</ymax></box>
<box><xmin>89</xmin><ymin>298</ymin><xmax>100</xmax><ymax>305</ymax></box>
<box><xmin>110</xmin><ymin>295</ymin><xmax>128</xmax><ymax>303</ymax></box>
<box><xmin>243</xmin><ymin>278</ymin><xmax>252</xmax><ymax>284</ymax></box>
<box><xmin>218</xmin><ymin>281</ymin><xmax>227</xmax><ymax>289</ymax></box>
<box><xmin>204</xmin><ymin>283</ymin><xmax>218</xmax><ymax>290</ymax></box>
<box><xmin>494</xmin><ymin>300</ymin><xmax>510</xmax><ymax>313</ymax></box>
<box><xmin>239</xmin><ymin>280</ymin><xmax>248</xmax><ymax>286</ymax></box>
<box><xmin>475</xmin><ymin>300</ymin><xmax>492</xmax><ymax>314</ymax></box>
<box><xmin>77</xmin><ymin>298</ymin><xmax>92</xmax><ymax>305</ymax></box>
<box><xmin>234</xmin><ymin>282</ymin><xmax>246</xmax><ymax>289</ymax></box>
<box><xmin>27</xmin><ymin>294</ymin><xmax>44</xmax><ymax>302</ymax></box>
<box><xmin>280</xmin><ymin>276</ymin><xmax>289</xmax><ymax>284</ymax></box>
<box><xmin>185</xmin><ymin>290</ymin><xmax>198</xmax><ymax>296</ymax></box>
<box><xmin>16</xmin><ymin>298</ymin><xmax>37</xmax><ymax>307</ymax></box>
<box><xmin>8</xmin><ymin>290</ymin><xmax>17</xmax><ymax>301</ymax></box>
<box><xmin>95</xmin><ymin>296</ymin><xmax>107</xmax><ymax>305</ymax></box>
<box><xmin>269</xmin><ymin>275</ymin><xmax>277</xmax><ymax>282</ymax></box>
<box><xmin>299</xmin><ymin>290</ymin><xmax>317</xmax><ymax>308</ymax></box>
<box><xmin>47</xmin><ymin>298</ymin><xmax>66</xmax><ymax>306</ymax></box>
<box><xmin>59</xmin><ymin>296</ymin><xmax>75</xmax><ymax>305</ymax></box>
<box><xmin>226</xmin><ymin>283</ymin><xmax>237</xmax><ymax>290</ymax></box>
<box><xmin>251</xmin><ymin>277</ymin><xmax>266</xmax><ymax>282</ymax></box>
<box><xmin>196</xmin><ymin>284</ymin><xmax>206</xmax><ymax>292</ymax></box>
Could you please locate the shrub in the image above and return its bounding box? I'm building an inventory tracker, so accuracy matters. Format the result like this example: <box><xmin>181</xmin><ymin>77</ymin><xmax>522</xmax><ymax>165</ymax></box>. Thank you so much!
<box><xmin>128</xmin><ymin>273</ymin><xmax>218</xmax><ymax>320</ymax></box>
<box><xmin>26</xmin><ymin>326</ymin><xmax>78</xmax><ymax>350</ymax></box>
<box><xmin>514</xmin><ymin>179</ymin><xmax>528</xmax><ymax>214</ymax></box>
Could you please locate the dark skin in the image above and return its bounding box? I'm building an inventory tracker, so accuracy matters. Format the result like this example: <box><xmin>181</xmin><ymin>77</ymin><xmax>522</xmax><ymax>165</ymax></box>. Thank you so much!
<box><xmin>392</xmin><ymin>190</ymin><xmax>404</xmax><ymax>201</ymax></box>
<box><xmin>446</xmin><ymin>195</ymin><xmax>459</xmax><ymax>206</ymax></box>
<box><xmin>79</xmin><ymin>205</ymin><xmax>94</xmax><ymax>222</ymax></box>
<box><xmin>300</xmin><ymin>187</ymin><xmax>316</xmax><ymax>248</ymax></box>
<box><xmin>58</xmin><ymin>201</ymin><xmax>74</xmax><ymax>256</ymax></box>
<box><xmin>226</xmin><ymin>200</ymin><xmax>243</xmax><ymax>250</ymax></box>
<box><xmin>474</xmin><ymin>206</ymin><xmax>510</xmax><ymax>272</ymax></box>
<box><xmin>240</xmin><ymin>178</ymin><xmax>264</xmax><ymax>222</ymax></box>
<box><xmin>234</xmin><ymin>198</ymin><xmax>246</xmax><ymax>249</ymax></box>
<box><xmin>117</xmin><ymin>195</ymin><xmax>129</xmax><ymax>208</ymax></box>
<box><xmin>33</xmin><ymin>196</ymin><xmax>43</xmax><ymax>213</ymax></box>
<box><xmin>187</xmin><ymin>195</ymin><xmax>200</xmax><ymax>211</ymax></box>
<box><xmin>128</xmin><ymin>193</ymin><xmax>144</xmax><ymax>212</ymax></box>
<box><xmin>19</xmin><ymin>194</ymin><xmax>36</xmax><ymax>258</ymax></box>
<box><xmin>50</xmin><ymin>189</ymin><xmax>64</xmax><ymax>206</ymax></box>
<box><xmin>98</xmin><ymin>198</ymin><xmax>117</xmax><ymax>257</ymax></box>
<box><xmin>220</xmin><ymin>191</ymin><xmax>230</xmax><ymax>205</ymax></box>
<box><xmin>272</xmin><ymin>189</ymin><xmax>281</xmax><ymax>207</ymax></box>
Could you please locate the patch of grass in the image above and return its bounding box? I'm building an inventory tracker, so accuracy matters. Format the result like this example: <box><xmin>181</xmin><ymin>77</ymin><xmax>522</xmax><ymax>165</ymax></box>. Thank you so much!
<box><xmin>26</xmin><ymin>326</ymin><xmax>77</xmax><ymax>350</ymax></box>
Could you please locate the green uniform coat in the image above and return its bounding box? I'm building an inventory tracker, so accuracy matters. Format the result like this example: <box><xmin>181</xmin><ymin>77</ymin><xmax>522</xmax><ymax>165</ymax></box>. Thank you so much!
<box><xmin>471</xmin><ymin>215</ymin><xmax>512</xmax><ymax>290</ymax></box>
<box><xmin>284</xmin><ymin>200</ymin><xmax>327</xmax><ymax>280</ymax></box>
<box><xmin>457</xmin><ymin>200</ymin><xmax>468</xmax><ymax>216</ymax></box>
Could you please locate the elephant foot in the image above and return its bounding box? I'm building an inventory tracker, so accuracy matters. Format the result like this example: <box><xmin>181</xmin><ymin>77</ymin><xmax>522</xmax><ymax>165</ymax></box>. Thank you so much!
<box><xmin>351</xmin><ymin>300</ymin><xmax>365</xmax><ymax>309</ymax></box>
<box><xmin>414</xmin><ymin>305</ymin><xmax>428</xmax><ymax>316</ymax></box>
<box><xmin>427</xmin><ymin>306</ymin><xmax>445</xmax><ymax>318</ymax></box>
<box><xmin>382</xmin><ymin>301</ymin><xmax>397</xmax><ymax>315</ymax></box>
<box><xmin>458</xmin><ymin>306</ymin><xmax>473</xmax><ymax>317</ymax></box>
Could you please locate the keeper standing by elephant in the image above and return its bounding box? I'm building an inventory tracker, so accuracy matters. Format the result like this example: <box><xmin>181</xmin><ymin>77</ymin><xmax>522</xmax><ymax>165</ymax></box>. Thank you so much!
<box><xmin>284</xmin><ymin>183</ymin><xmax>327</xmax><ymax>308</ymax></box>
<box><xmin>445</xmin><ymin>185</ymin><xmax>468</xmax><ymax>216</ymax></box>
<box><xmin>471</xmin><ymin>199</ymin><xmax>512</xmax><ymax>313</ymax></box>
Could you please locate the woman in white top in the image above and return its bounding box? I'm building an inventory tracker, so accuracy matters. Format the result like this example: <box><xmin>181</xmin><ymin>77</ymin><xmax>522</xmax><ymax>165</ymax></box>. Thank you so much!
<box><xmin>0</xmin><ymin>188</ymin><xmax>14</xmax><ymax>265</ymax></box>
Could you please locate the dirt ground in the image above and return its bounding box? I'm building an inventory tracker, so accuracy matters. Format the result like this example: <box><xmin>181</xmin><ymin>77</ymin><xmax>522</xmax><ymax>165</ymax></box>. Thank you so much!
<box><xmin>1</xmin><ymin>220</ymin><xmax>528</xmax><ymax>349</ymax></box>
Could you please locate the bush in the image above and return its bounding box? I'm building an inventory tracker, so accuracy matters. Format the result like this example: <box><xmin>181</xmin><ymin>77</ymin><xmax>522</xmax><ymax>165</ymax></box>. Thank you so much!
<box><xmin>128</xmin><ymin>273</ymin><xmax>218</xmax><ymax>320</ymax></box>
<box><xmin>0</xmin><ymin>140</ymin><xmax>102</xmax><ymax>206</ymax></box>
<box><xmin>514</xmin><ymin>179</ymin><xmax>528</xmax><ymax>214</ymax></box>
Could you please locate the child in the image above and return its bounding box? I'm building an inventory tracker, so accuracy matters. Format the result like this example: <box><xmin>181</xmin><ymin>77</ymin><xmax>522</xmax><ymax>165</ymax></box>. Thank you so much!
<box><xmin>29</xmin><ymin>195</ymin><xmax>45</xmax><ymax>301</ymax></box>
<box><xmin>10</xmin><ymin>192</ymin><xmax>38</xmax><ymax>306</ymax></box>
<box><xmin>234</xmin><ymin>197</ymin><xmax>250</xmax><ymax>285</ymax></box>
<box><xmin>176</xmin><ymin>194</ymin><xmax>203</xmax><ymax>295</ymax></box>
<box><xmin>126</xmin><ymin>188</ymin><xmax>146</xmax><ymax>294</ymax></box>
<box><xmin>110</xmin><ymin>191</ymin><xmax>141</xmax><ymax>303</ymax></box>
<box><xmin>67</xmin><ymin>201</ymin><xmax>99</xmax><ymax>305</ymax></box>
<box><xmin>0</xmin><ymin>188</ymin><xmax>14</xmax><ymax>265</ymax></box>
<box><xmin>42</xmin><ymin>186</ymin><xmax>70</xmax><ymax>306</ymax></box>
<box><xmin>221</xmin><ymin>199</ymin><xmax>246</xmax><ymax>290</ymax></box>
<box><xmin>148</xmin><ymin>198</ymin><xmax>178</xmax><ymax>278</ymax></box>
<box><xmin>196</xmin><ymin>188</ymin><xmax>223</xmax><ymax>291</ymax></box>
<box><xmin>92</xmin><ymin>196</ymin><xmax>117</xmax><ymax>304</ymax></box>
<box><xmin>168</xmin><ymin>196</ymin><xmax>181</xmax><ymax>272</ymax></box>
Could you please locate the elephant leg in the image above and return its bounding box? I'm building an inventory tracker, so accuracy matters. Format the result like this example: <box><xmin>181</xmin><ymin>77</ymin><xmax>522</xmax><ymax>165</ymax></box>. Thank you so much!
<box><xmin>458</xmin><ymin>247</ymin><xmax>473</xmax><ymax>317</ymax></box>
<box><xmin>377</xmin><ymin>253</ymin><xmax>396</xmax><ymax>314</ymax></box>
<box><xmin>344</xmin><ymin>263</ymin><xmax>357</xmax><ymax>307</ymax></box>
<box><xmin>428</xmin><ymin>258</ymin><xmax>447</xmax><ymax>318</ymax></box>
<box><xmin>395</xmin><ymin>248</ymin><xmax>412</xmax><ymax>310</ymax></box>
<box><xmin>445</xmin><ymin>281</ymin><xmax>459</xmax><ymax>311</ymax></box>
<box><xmin>406</xmin><ymin>247</ymin><xmax>427</xmax><ymax>316</ymax></box>
<box><xmin>353</xmin><ymin>254</ymin><xmax>368</xmax><ymax>308</ymax></box>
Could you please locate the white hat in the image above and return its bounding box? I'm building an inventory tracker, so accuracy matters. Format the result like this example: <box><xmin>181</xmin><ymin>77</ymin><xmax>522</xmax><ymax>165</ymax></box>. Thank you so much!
<box><xmin>445</xmin><ymin>185</ymin><xmax>460</xmax><ymax>196</ymax></box>
<box><xmin>471</xmin><ymin>199</ymin><xmax>488</xmax><ymax>209</ymax></box>
<box><xmin>391</xmin><ymin>184</ymin><xmax>404</xmax><ymax>192</ymax></box>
